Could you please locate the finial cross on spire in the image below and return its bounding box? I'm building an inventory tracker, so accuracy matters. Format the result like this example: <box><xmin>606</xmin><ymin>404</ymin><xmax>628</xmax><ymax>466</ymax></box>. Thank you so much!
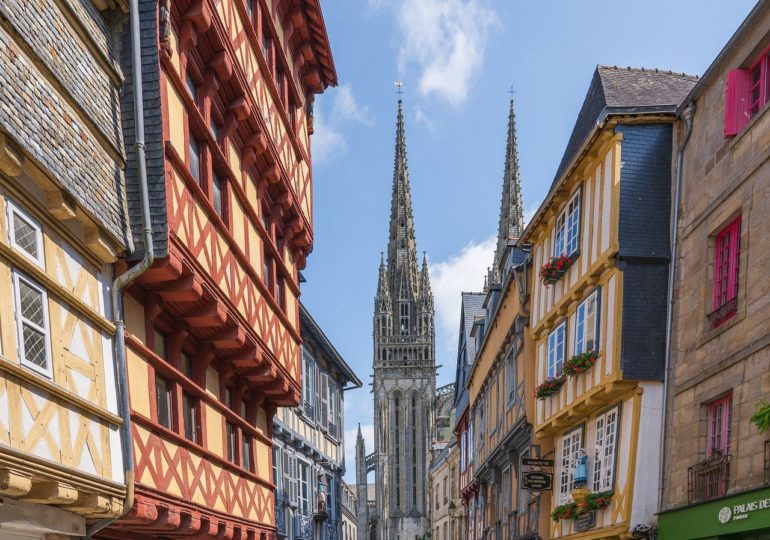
<box><xmin>395</xmin><ymin>80</ymin><xmax>405</xmax><ymax>96</ymax></box>
<box><xmin>508</xmin><ymin>85</ymin><xmax>516</xmax><ymax>98</ymax></box>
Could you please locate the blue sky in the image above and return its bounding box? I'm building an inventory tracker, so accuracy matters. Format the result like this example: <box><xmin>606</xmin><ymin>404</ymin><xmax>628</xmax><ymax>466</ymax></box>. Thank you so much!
<box><xmin>298</xmin><ymin>0</ymin><xmax>757</xmax><ymax>481</ymax></box>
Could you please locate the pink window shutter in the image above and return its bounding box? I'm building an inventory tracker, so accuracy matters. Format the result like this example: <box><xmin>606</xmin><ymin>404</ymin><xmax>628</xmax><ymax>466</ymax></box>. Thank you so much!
<box><xmin>724</xmin><ymin>69</ymin><xmax>752</xmax><ymax>137</ymax></box>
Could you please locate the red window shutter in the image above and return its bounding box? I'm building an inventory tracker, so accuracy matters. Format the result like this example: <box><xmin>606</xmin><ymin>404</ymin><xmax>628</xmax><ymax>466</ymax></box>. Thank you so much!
<box><xmin>724</xmin><ymin>69</ymin><xmax>752</xmax><ymax>137</ymax></box>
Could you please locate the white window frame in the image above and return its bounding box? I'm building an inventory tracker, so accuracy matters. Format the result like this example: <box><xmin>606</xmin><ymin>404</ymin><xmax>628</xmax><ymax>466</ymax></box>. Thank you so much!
<box><xmin>575</xmin><ymin>289</ymin><xmax>600</xmax><ymax>354</ymax></box>
<box><xmin>557</xmin><ymin>426</ymin><xmax>583</xmax><ymax>505</ymax></box>
<box><xmin>547</xmin><ymin>322</ymin><xmax>566</xmax><ymax>378</ymax></box>
<box><xmin>12</xmin><ymin>271</ymin><xmax>52</xmax><ymax>377</ymax></box>
<box><xmin>302</xmin><ymin>349</ymin><xmax>315</xmax><ymax>421</ymax></box>
<box><xmin>298</xmin><ymin>458</ymin><xmax>311</xmax><ymax>515</ymax></box>
<box><xmin>328</xmin><ymin>378</ymin><xmax>338</xmax><ymax>439</ymax></box>
<box><xmin>592</xmin><ymin>405</ymin><xmax>620</xmax><ymax>492</ymax></box>
<box><xmin>552</xmin><ymin>189</ymin><xmax>581</xmax><ymax>258</ymax></box>
<box><xmin>505</xmin><ymin>345</ymin><xmax>517</xmax><ymax>407</ymax></box>
<box><xmin>6</xmin><ymin>199</ymin><xmax>45</xmax><ymax>268</ymax></box>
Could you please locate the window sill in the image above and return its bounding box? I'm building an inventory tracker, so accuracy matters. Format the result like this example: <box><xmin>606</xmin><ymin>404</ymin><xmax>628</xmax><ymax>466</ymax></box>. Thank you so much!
<box><xmin>729</xmin><ymin>101</ymin><xmax>770</xmax><ymax>148</ymax></box>
<box><xmin>696</xmin><ymin>298</ymin><xmax>746</xmax><ymax>348</ymax></box>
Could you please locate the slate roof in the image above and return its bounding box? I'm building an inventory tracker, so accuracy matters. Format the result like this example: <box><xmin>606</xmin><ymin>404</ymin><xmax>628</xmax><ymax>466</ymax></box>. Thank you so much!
<box><xmin>550</xmin><ymin>66</ymin><xmax>698</xmax><ymax>193</ymax></box>
<box><xmin>461</xmin><ymin>292</ymin><xmax>486</xmax><ymax>364</ymax></box>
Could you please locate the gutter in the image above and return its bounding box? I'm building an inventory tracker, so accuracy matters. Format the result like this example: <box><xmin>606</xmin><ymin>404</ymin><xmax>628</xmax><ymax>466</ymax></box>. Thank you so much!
<box><xmin>85</xmin><ymin>0</ymin><xmax>154</xmax><ymax>536</ymax></box>
<box><xmin>658</xmin><ymin>102</ymin><xmax>695</xmax><ymax>514</ymax></box>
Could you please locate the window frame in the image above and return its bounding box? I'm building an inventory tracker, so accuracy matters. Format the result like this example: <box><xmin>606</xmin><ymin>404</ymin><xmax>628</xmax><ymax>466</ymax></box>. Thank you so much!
<box><xmin>574</xmin><ymin>288</ymin><xmax>600</xmax><ymax>354</ymax></box>
<box><xmin>298</xmin><ymin>457</ymin><xmax>311</xmax><ymax>515</ymax></box>
<box><xmin>12</xmin><ymin>271</ymin><xmax>52</xmax><ymax>377</ymax></box>
<box><xmin>712</xmin><ymin>216</ymin><xmax>741</xmax><ymax>326</ymax></box>
<box><xmin>552</xmin><ymin>188</ymin><xmax>582</xmax><ymax>259</ymax></box>
<box><xmin>591</xmin><ymin>405</ymin><xmax>620</xmax><ymax>493</ymax></box>
<box><xmin>706</xmin><ymin>394</ymin><xmax>732</xmax><ymax>457</ymax></box>
<box><xmin>225</xmin><ymin>421</ymin><xmax>237</xmax><ymax>463</ymax></box>
<box><xmin>7</xmin><ymin>199</ymin><xmax>45</xmax><ymax>268</ymax></box>
<box><xmin>547</xmin><ymin>321</ymin><xmax>566</xmax><ymax>378</ymax></box>
<box><xmin>182</xmin><ymin>391</ymin><xmax>199</xmax><ymax>443</ymax></box>
<box><xmin>155</xmin><ymin>373</ymin><xmax>174</xmax><ymax>430</ymax></box>
<box><xmin>557</xmin><ymin>425</ymin><xmax>584</xmax><ymax>505</ymax></box>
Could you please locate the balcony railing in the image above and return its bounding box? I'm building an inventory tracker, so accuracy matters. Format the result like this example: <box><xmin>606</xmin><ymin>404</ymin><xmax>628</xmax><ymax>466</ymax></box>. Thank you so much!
<box><xmin>707</xmin><ymin>297</ymin><xmax>738</xmax><ymax>328</ymax></box>
<box><xmin>688</xmin><ymin>452</ymin><xmax>731</xmax><ymax>504</ymax></box>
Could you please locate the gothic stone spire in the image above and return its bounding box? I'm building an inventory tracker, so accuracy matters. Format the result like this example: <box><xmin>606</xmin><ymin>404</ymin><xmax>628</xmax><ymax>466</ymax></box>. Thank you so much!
<box><xmin>387</xmin><ymin>99</ymin><xmax>420</xmax><ymax>299</ymax></box>
<box><xmin>375</xmin><ymin>252</ymin><xmax>392</xmax><ymax>312</ymax></box>
<box><xmin>490</xmin><ymin>98</ymin><xmax>525</xmax><ymax>284</ymax></box>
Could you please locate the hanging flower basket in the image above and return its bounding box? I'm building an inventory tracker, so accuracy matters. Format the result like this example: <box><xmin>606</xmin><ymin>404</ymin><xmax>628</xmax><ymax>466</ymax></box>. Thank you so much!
<box><xmin>540</xmin><ymin>255</ymin><xmax>574</xmax><ymax>286</ymax></box>
<box><xmin>550</xmin><ymin>491</ymin><xmax>613</xmax><ymax>522</ymax></box>
<box><xmin>535</xmin><ymin>375</ymin><xmax>566</xmax><ymax>400</ymax></box>
<box><xmin>563</xmin><ymin>350</ymin><xmax>599</xmax><ymax>377</ymax></box>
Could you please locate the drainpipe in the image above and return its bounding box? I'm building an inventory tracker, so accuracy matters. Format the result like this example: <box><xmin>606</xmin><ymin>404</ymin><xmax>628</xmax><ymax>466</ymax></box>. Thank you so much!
<box><xmin>657</xmin><ymin>102</ymin><xmax>695</xmax><ymax>514</ymax></box>
<box><xmin>85</xmin><ymin>0</ymin><xmax>154</xmax><ymax>536</ymax></box>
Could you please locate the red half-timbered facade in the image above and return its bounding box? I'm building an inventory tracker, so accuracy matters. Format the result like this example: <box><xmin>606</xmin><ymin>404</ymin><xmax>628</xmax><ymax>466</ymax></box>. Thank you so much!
<box><xmin>100</xmin><ymin>0</ymin><xmax>336</xmax><ymax>538</ymax></box>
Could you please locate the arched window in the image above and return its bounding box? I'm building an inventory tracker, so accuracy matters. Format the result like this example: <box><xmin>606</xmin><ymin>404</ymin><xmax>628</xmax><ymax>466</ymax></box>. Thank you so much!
<box><xmin>400</xmin><ymin>302</ymin><xmax>409</xmax><ymax>335</ymax></box>
<box><xmin>394</xmin><ymin>396</ymin><xmax>401</xmax><ymax>510</ymax></box>
<box><xmin>411</xmin><ymin>395</ymin><xmax>418</xmax><ymax>507</ymax></box>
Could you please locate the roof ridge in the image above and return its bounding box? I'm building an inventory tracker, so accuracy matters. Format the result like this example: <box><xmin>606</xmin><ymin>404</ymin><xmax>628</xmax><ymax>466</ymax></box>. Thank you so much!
<box><xmin>597</xmin><ymin>64</ymin><xmax>699</xmax><ymax>80</ymax></box>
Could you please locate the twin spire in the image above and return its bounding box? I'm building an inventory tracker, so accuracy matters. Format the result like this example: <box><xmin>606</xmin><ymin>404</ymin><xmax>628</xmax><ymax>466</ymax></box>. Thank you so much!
<box><xmin>489</xmin><ymin>98</ymin><xmax>525</xmax><ymax>286</ymax></box>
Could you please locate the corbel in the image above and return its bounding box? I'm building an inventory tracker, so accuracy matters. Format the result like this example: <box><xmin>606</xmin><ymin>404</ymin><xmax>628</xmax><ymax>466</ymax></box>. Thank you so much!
<box><xmin>228</xmin><ymin>96</ymin><xmax>251</xmax><ymax>122</ymax></box>
<box><xmin>208</xmin><ymin>51</ymin><xmax>233</xmax><ymax>82</ymax></box>
<box><xmin>302</xmin><ymin>67</ymin><xmax>322</xmax><ymax>93</ymax></box>
<box><xmin>45</xmin><ymin>190</ymin><xmax>77</xmax><ymax>220</ymax></box>
<box><xmin>204</xmin><ymin>70</ymin><xmax>220</xmax><ymax>98</ymax></box>
<box><xmin>242</xmin><ymin>147</ymin><xmax>258</xmax><ymax>170</ymax></box>
<box><xmin>169</xmin><ymin>321</ymin><xmax>190</xmax><ymax>361</ymax></box>
<box><xmin>276</xmin><ymin>190</ymin><xmax>293</xmax><ymax>210</ymax></box>
<box><xmin>23</xmin><ymin>481</ymin><xmax>78</xmax><ymax>504</ymax></box>
<box><xmin>247</xmin><ymin>132</ymin><xmax>268</xmax><ymax>156</ymax></box>
<box><xmin>145</xmin><ymin>293</ymin><xmax>164</xmax><ymax>324</ymax></box>
<box><xmin>0</xmin><ymin>132</ymin><xmax>24</xmax><ymax>177</ymax></box>
<box><xmin>85</xmin><ymin>225</ymin><xmax>119</xmax><ymax>263</ymax></box>
<box><xmin>0</xmin><ymin>468</ymin><xmax>31</xmax><ymax>496</ymax></box>
<box><xmin>263</xmin><ymin>162</ymin><xmax>280</xmax><ymax>184</ymax></box>
<box><xmin>183</xmin><ymin>0</ymin><xmax>212</xmax><ymax>33</ymax></box>
<box><xmin>179</xmin><ymin>20</ymin><xmax>198</xmax><ymax>52</ymax></box>
<box><xmin>270</xmin><ymin>203</ymin><xmax>284</xmax><ymax>221</ymax></box>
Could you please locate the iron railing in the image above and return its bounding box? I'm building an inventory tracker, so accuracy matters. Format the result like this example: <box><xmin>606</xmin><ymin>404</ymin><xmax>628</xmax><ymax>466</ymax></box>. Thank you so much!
<box><xmin>688</xmin><ymin>452</ymin><xmax>731</xmax><ymax>503</ymax></box>
<box><xmin>707</xmin><ymin>298</ymin><xmax>738</xmax><ymax>328</ymax></box>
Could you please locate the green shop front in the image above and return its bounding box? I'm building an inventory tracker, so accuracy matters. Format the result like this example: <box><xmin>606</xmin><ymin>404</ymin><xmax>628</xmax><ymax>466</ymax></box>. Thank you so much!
<box><xmin>659</xmin><ymin>487</ymin><xmax>770</xmax><ymax>540</ymax></box>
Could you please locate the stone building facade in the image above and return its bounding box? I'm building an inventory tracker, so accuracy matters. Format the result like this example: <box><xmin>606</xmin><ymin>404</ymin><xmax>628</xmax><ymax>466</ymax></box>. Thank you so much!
<box><xmin>273</xmin><ymin>304</ymin><xmax>361</xmax><ymax>540</ymax></box>
<box><xmin>0</xmin><ymin>0</ymin><xmax>129</xmax><ymax>537</ymax></box>
<box><xmin>658</xmin><ymin>2</ymin><xmax>770</xmax><ymax>538</ymax></box>
<box><xmin>356</xmin><ymin>100</ymin><xmax>436</xmax><ymax>540</ymax></box>
<box><xmin>342</xmin><ymin>481</ymin><xmax>359</xmax><ymax>540</ymax></box>
<box><xmin>430</xmin><ymin>443</ymin><xmax>455</xmax><ymax>540</ymax></box>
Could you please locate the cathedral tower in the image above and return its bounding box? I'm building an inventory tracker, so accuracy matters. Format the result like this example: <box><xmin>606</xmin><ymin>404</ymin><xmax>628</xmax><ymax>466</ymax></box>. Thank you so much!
<box><xmin>358</xmin><ymin>99</ymin><xmax>436</xmax><ymax>540</ymax></box>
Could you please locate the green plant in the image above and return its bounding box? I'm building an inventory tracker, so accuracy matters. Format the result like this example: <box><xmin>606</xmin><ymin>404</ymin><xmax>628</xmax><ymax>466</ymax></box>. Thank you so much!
<box><xmin>550</xmin><ymin>491</ymin><xmax>613</xmax><ymax>522</ymax></box>
<box><xmin>750</xmin><ymin>401</ymin><xmax>770</xmax><ymax>432</ymax></box>
<box><xmin>535</xmin><ymin>375</ymin><xmax>566</xmax><ymax>400</ymax></box>
<box><xmin>563</xmin><ymin>350</ymin><xmax>599</xmax><ymax>377</ymax></box>
<box><xmin>539</xmin><ymin>255</ymin><xmax>574</xmax><ymax>285</ymax></box>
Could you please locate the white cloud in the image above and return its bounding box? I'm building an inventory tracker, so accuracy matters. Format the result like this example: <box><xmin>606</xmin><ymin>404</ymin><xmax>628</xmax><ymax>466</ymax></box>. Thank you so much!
<box><xmin>312</xmin><ymin>109</ymin><xmax>346</xmax><ymax>164</ymax></box>
<box><xmin>332</xmin><ymin>84</ymin><xmax>374</xmax><ymax>125</ymax></box>
<box><xmin>430</xmin><ymin>236</ymin><xmax>496</xmax><ymax>354</ymax></box>
<box><xmin>413</xmin><ymin>106</ymin><xmax>434</xmax><ymax>132</ymax></box>
<box><xmin>393</xmin><ymin>0</ymin><xmax>497</xmax><ymax>107</ymax></box>
<box><xmin>311</xmin><ymin>85</ymin><xmax>373</xmax><ymax>164</ymax></box>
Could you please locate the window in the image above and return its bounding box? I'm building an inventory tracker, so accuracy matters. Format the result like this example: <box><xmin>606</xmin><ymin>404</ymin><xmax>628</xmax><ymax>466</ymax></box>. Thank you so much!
<box><xmin>725</xmin><ymin>48</ymin><xmax>770</xmax><ymax>136</ymax></box>
<box><xmin>288</xmin><ymin>99</ymin><xmax>297</xmax><ymax>130</ymax></box>
<box><xmin>242</xmin><ymin>435</ymin><xmax>253</xmax><ymax>472</ymax></box>
<box><xmin>477</xmin><ymin>406</ymin><xmax>484</xmax><ymax>448</ymax></box>
<box><xmin>210</xmin><ymin>118</ymin><xmax>221</xmax><ymax>145</ymax></box>
<box><xmin>411</xmin><ymin>396</ymin><xmax>417</xmax><ymax>506</ymax></box>
<box><xmin>276</xmin><ymin>274</ymin><xmax>286</xmax><ymax>312</ymax></box>
<box><xmin>298</xmin><ymin>459</ymin><xmax>310</xmax><ymax>514</ymax></box>
<box><xmin>276</xmin><ymin>68</ymin><xmax>285</xmax><ymax>101</ymax></box>
<box><xmin>461</xmin><ymin>430</ymin><xmax>467</xmax><ymax>472</ymax></box>
<box><xmin>13</xmin><ymin>273</ymin><xmax>51</xmax><ymax>375</ymax></box>
<box><xmin>320</xmin><ymin>372</ymin><xmax>329</xmax><ymax>428</ymax></box>
<box><xmin>182</xmin><ymin>392</ymin><xmax>198</xmax><ymax>443</ymax></box>
<box><xmin>547</xmin><ymin>322</ymin><xmax>566</xmax><ymax>378</ymax></box>
<box><xmin>558</xmin><ymin>427</ymin><xmax>583</xmax><ymax>504</ymax></box>
<box><xmin>712</xmin><ymin>216</ymin><xmax>741</xmax><ymax>326</ymax></box>
<box><xmin>153</xmin><ymin>328</ymin><xmax>167</xmax><ymax>360</ymax></box>
<box><xmin>394</xmin><ymin>396</ymin><xmax>401</xmax><ymax>509</ymax></box>
<box><xmin>575</xmin><ymin>289</ymin><xmax>599</xmax><ymax>354</ymax></box>
<box><xmin>468</xmin><ymin>419</ymin><xmax>474</xmax><ymax>463</ymax></box>
<box><xmin>263</xmin><ymin>250</ymin><xmax>275</xmax><ymax>295</ymax></box>
<box><xmin>553</xmin><ymin>190</ymin><xmax>581</xmax><ymax>257</ymax></box>
<box><xmin>282</xmin><ymin>451</ymin><xmax>298</xmax><ymax>505</ymax></box>
<box><xmin>592</xmin><ymin>406</ymin><xmax>619</xmax><ymax>492</ymax></box>
<box><xmin>189</xmin><ymin>135</ymin><xmax>201</xmax><ymax>184</ymax></box>
<box><xmin>261</xmin><ymin>25</ymin><xmax>271</xmax><ymax>67</ymax></box>
<box><xmin>181</xmin><ymin>352</ymin><xmax>193</xmax><ymax>380</ymax></box>
<box><xmin>245</xmin><ymin>0</ymin><xmax>253</xmax><ymax>20</ymax></box>
<box><xmin>707</xmin><ymin>395</ymin><xmax>732</xmax><ymax>457</ymax></box>
<box><xmin>224</xmin><ymin>387</ymin><xmax>232</xmax><ymax>408</ymax></box>
<box><xmin>302</xmin><ymin>350</ymin><xmax>315</xmax><ymax>419</ymax></box>
<box><xmin>186</xmin><ymin>72</ymin><xmax>198</xmax><ymax>103</ymax></box>
<box><xmin>399</xmin><ymin>301</ymin><xmax>409</xmax><ymax>335</ymax></box>
<box><xmin>7</xmin><ymin>201</ymin><xmax>44</xmax><ymax>267</ymax></box>
<box><xmin>155</xmin><ymin>375</ymin><xmax>173</xmax><ymax>429</ymax></box>
<box><xmin>328</xmin><ymin>379</ymin><xmax>338</xmax><ymax>438</ymax></box>
<box><xmin>240</xmin><ymin>400</ymin><xmax>248</xmax><ymax>420</ymax></box>
<box><xmin>443</xmin><ymin>477</ymin><xmax>447</xmax><ymax>503</ymax></box>
<box><xmin>226</xmin><ymin>422</ymin><xmax>236</xmax><ymax>463</ymax></box>
<box><xmin>504</xmin><ymin>346</ymin><xmax>516</xmax><ymax>405</ymax></box>
<box><xmin>212</xmin><ymin>173</ymin><xmax>223</xmax><ymax>218</ymax></box>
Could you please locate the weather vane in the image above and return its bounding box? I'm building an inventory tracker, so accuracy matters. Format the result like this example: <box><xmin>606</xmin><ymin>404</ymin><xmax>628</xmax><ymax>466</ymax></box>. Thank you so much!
<box><xmin>395</xmin><ymin>80</ymin><xmax>405</xmax><ymax>96</ymax></box>
<box><xmin>508</xmin><ymin>84</ymin><xmax>516</xmax><ymax>97</ymax></box>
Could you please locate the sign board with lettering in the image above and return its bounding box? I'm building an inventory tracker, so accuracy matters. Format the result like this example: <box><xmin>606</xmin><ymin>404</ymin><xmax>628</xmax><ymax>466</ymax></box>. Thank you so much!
<box><xmin>521</xmin><ymin>471</ymin><xmax>552</xmax><ymax>491</ymax></box>
<box><xmin>521</xmin><ymin>458</ymin><xmax>554</xmax><ymax>468</ymax></box>
<box><xmin>573</xmin><ymin>511</ymin><xmax>595</xmax><ymax>532</ymax></box>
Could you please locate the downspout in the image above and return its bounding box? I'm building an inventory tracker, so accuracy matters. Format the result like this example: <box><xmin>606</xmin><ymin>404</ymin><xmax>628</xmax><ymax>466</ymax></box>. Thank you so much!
<box><xmin>86</xmin><ymin>0</ymin><xmax>155</xmax><ymax>536</ymax></box>
<box><xmin>658</xmin><ymin>102</ymin><xmax>695</xmax><ymax>514</ymax></box>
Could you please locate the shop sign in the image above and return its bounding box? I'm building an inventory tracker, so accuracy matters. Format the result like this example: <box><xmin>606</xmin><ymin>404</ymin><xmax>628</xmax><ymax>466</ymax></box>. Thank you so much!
<box><xmin>573</xmin><ymin>511</ymin><xmax>595</xmax><ymax>532</ymax></box>
<box><xmin>521</xmin><ymin>458</ymin><xmax>554</xmax><ymax>468</ymax></box>
<box><xmin>521</xmin><ymin>471</ymin><xmax>552</xmax><ymax>491</ymax></box>
<box><xmin>717</xmin><ymin>495</ymin><xmax>770</xmax><ymax>524</ymax></box>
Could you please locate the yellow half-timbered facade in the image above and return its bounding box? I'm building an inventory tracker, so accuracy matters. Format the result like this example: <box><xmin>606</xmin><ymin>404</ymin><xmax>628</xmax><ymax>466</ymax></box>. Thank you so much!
<box><xmin>522</xmin><ymin>66</ymin><xmax>697</xmax><ymax>539</ymax></box>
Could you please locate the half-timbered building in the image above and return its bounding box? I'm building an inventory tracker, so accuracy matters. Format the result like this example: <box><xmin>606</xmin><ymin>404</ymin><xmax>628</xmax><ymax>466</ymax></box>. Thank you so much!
<box><xmin>521</xmin><ymin>66</ymin><xmax>696</xmax><ymax>540</ymax></box>
<box><xmin>100</xmin><ymin>0</ymin><xmax>337</xmax><ymax>538</ymax></box>
<box><xmin>0</xmin><ymin>0</ymin><xmax>130</xmax><ymax>536</ymax></box>
<box><xmin>466</xmin><ymin>99</ymin><xmax>549</xmax><ymax>540</ymax></box>
<box><xmin>273</xmin><ymin>303</ymin><xmax>361</xmax><ymax>540</ymax></box>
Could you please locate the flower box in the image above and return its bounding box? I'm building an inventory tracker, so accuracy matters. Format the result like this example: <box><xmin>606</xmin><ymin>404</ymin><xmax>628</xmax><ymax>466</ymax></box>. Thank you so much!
<box><xmin>562</xmin><ymin>350</ymin><xmax>599</xmax><ymax>377</ymax></box>
<box><xmin>550</xmin><ymin>491</ymin><xmax>613</xmax><ymax>522</ymax></box>
<box><xmin>539</xmin><ymin>255</ymin><xmax>574</xmax><ymax>286</ymax></box>
<box><xmin>535</xmin><ymin>375</ymin><xmax>566</xmax><ymax>400</ymax></box>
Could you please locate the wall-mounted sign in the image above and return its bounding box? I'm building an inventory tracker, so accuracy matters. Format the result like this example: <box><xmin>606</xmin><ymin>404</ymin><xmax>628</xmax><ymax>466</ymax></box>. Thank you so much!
<box><xmin>521</xmin><ymin>471</ymin><xmax>552</xmax><ymax>491</ymax></box>
<box><xmin>574</xmin><ymin>510</ymin><xmax>595</xmax><ymax>532</ymax></box>
<box><xmin>718</xmin><ymin>494</ymin><xmax>770</xmax><ymax>524</ymax></box>
<box><xmin>521</xmin><ymin>458</ymin><xmax>554</xmax><ymax>468</ymax></box>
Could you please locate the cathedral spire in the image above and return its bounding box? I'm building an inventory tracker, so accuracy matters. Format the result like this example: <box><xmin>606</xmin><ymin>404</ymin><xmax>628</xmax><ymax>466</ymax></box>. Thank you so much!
<box><xmin>490</xmin><ymin>98</ymin><xmax>525</xmax><ymax>284</ymax></box>
<box><xmin>387</xmin><ymin>99</ymin><xmax>420</xmax><ymax>298</ymax></box>
<box><xmin>375</xmin><ymin>252</ymin><xmax>391</xmax><ymax>312</ymax></box>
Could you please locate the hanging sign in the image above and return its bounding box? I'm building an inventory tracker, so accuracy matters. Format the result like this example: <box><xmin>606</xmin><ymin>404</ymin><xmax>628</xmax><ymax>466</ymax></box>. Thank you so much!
<box><xmin>521</xmin><ymin>458</ymin><xmax>554</xmax><ymax>468</ymax></box>
<box><xmin>521</xmin><ymin>471</ymin><xmax>553</xmax><ymax>491</ymax></box>
<box><xmin>573</xmin><ymin>511</ymin><xmax>596</xmax><ymax>532</ymax></box>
